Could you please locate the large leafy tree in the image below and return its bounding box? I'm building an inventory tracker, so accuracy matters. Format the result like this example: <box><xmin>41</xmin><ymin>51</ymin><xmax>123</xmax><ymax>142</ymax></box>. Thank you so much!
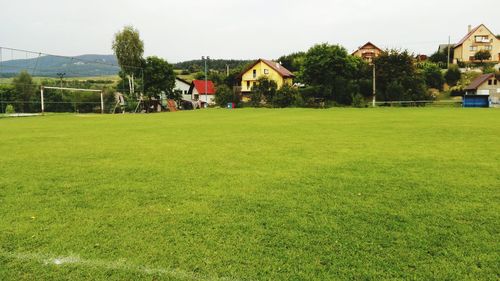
<box><xmin>374</xmin><ymin>49</ymin><xmax>429</xmax><ymax>101</ymax></box>
<box><xmin>302</xmin><ymin>43</ymin><xmax>368</xmax><ymax>104</ymax></box>
<box><xmin>12</xmin><ymin>71</ymin><xmax>37</xmax><ymax>112</ymax></box>
<box><xmin>277</xmin><ymin>52</ymin><xmax>306</xmax><ymax>73</ymax></box>
<box><xmin>142</xmin><ymin>56</ymin><xmax>175</xmax><ymax>98</ymax></box>
<box><xmin>112</xmin><ymin>25</ymin><xmax>144</xmax><ymax>96</ymax></box>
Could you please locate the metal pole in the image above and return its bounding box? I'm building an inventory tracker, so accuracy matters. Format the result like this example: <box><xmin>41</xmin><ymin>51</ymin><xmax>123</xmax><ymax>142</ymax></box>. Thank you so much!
<box><xmin>100</xmin><ymin>91</ymin><xmax>104</xmax><ymax>114</ymax></box>
<box><xmin>41</xmin><ymin>87</ymin><xmax>45</xmax><ymax>114</ymax></box>
<box><xmin>447</xmin><ymin>36</ymin><xmax>451</xmax><ymax>68</ymax></box>
<box><xmin>205</xmin><ymin>57</ymin><xmax>208</xmax><ymax>106</ymax></box>
<box><xmin>372</xmin><ymin>63</ymin><xmax>376</xmax><ymax>107</ymax></box>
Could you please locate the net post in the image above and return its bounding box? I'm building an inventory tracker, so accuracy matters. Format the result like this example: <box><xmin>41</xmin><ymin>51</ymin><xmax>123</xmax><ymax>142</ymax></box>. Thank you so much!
<box><xmin>100</xmin><ymin>91</ymin><xmax>104</xmax><ymax>114</ymax></box>
<box><xmin>40</xmin><ymin>86</ymin><xmax>45</xmax><ymax>114</ymax></box>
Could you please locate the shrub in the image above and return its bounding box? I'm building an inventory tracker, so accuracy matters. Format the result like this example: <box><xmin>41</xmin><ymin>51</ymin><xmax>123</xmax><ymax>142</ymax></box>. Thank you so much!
<box><xmin>273</xmin><ymin>85</ymin><xmax>298</xmax><ymax>108</ymax></box>
<box><xmin>449</xmin><ymin>87</ymin><xmax>465</xmax><ymax>97</ymax></box>
<box><xmin>5</xmin><ymin>104</ymin><xmax>15</xmax><ymax>114</ymax></box>
<box><xmin>352</xmin><ymin>93</ymin><xmax>366</xmax><ymax>108</ymax></box>
<box><xmin>444</xmin><ymin>66</ymin><xmax>461</xmax><ymax>86</ymax></box>
<box><xmin>215</xmin><ymin>85</ymin><xmax>240</xmax><ymax>107</ymax></box>
<box><xmin>422</xmin><ymin>63</ymin><xmax>445</xmax><ymax>90</ymax></box>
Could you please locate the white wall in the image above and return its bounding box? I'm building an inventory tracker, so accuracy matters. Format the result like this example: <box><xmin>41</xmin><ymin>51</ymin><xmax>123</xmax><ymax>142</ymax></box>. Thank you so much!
<box><xmin>174</xmin><ymin>79</ymin><xmax>191</xmax><ymax>101</ymax></box>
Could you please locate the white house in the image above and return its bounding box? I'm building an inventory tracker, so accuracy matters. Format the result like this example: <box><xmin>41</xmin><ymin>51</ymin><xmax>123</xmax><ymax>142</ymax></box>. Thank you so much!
<box><xmin>174</xmin><ymin>77</ymin><xmax>192</xmax><ymax>101</ymax></box>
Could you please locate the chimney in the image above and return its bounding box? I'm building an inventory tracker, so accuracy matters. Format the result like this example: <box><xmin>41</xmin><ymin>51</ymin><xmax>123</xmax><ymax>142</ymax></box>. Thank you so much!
<box><xmin>468</xmin><ymin>25</ymin><xmax>472</xmax><ymax>32</ymax></box>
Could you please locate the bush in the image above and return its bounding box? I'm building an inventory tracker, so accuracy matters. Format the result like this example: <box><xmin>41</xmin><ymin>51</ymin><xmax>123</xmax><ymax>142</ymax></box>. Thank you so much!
<box><xmin>449</xmin><ymin>87</ymin><xmax>465</xmax><ymax>97</ymax></box>
<box><xmin>215</xmin><ymin>85</ymin><xmax>240</xmax><ymax>107</ymax></box>
<box><xmin>422</xmin><ymin>63</ymin><xmax>445</xmax><ymax>90</ymax></box>
<box><xmin>444</xmin><ymin>66</ymin><xmax>461</xmax><ymax>86</ymax></box>
<box><xmin>273</xmin><ymin>85</ymin><xmax>298</xmax><ymax>108</ymax></box>
<box><xmin>5</xmin><ymin>104</ymin><xmax>15</xmax><ymax>114</ymax></box>
<box><xmin>351</xmin><ymin>93</ymin><xmax>366</xmax><ymax>108</ymax></box>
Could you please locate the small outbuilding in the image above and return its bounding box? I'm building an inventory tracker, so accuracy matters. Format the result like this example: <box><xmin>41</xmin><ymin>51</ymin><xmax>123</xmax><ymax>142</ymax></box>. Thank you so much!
<box><xmin>464</xmin><ymin>73</ymin><xmax>500</xmax><ymax>107</ymax></box>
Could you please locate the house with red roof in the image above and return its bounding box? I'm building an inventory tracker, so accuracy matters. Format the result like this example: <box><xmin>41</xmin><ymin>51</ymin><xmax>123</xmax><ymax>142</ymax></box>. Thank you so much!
<box><xmin>238</xmin><ymin>59</ymin><xmax>294</xmax><ymax>100</ymax></box>
<box><xmin>189</xmin><ymin>80</ymin><xmax>216</xmax><ymax>105</ymax></box>
<box><xmin>453</xmin><ymin>24</ymin><xmax>500</xmax><ymax>63</ymax></box>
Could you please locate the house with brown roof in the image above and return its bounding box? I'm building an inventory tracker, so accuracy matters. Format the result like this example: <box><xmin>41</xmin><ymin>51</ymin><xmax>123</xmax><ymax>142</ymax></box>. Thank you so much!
<box><xmin>238</xmin><ymin>59</ymin><xmax>294</xmax><ymax>97</ymax></box>
<box><xmin>453</xmin><ymin>24</ymin><xmax>500</xmax><ymax>63</ymax></box>
<box><xmin>464</xmin><ymin>73</ymin><xmax>500</xmax><ymax>107</ymax></box>
<box><xmin>352</xmin><ymin>42</ymin><xmax>382</xmax><ymax>63</ymax></box>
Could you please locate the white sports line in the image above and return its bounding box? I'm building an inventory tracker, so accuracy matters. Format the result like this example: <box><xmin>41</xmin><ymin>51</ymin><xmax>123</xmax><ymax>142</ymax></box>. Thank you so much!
<box><xmin>0</xmin><ymin>250</ymin><xmax>239</xmax><ymax>281</ymax></box>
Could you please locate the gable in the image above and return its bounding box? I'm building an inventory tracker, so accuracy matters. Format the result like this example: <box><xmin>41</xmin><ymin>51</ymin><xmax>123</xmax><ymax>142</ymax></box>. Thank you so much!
<box><xmin>455</xmin><ymin>24</ymin><xmax>497</xmax><ymax>47</ymax></box>
<box><xmin>239</xmin><ymin>59</ymin><xmax>294</xmax><ymax>79</ymax></box>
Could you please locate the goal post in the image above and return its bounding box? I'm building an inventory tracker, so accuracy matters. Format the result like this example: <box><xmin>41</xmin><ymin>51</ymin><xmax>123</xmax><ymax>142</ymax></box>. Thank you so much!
<box><xmin>40</xmin><ymin>86</ymin><xmax>104</xmax><ymax>114</ymax></box>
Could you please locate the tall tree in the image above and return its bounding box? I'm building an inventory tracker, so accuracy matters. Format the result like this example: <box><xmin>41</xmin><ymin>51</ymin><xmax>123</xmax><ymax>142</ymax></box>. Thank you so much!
<box><xmin>142</xmin><ymin>56</ymin><xmax>176</xmax><ymax>98</ymax></box>
<box><xmin>277</xmin><ymin>52</ymin><xmax>306</xmax><ymax>73</ymax></box>
<box><xmin>302</xmin><ymin>43</ymin><xmax>367</xmax><ymax>104</ymax></box>
<box><xmin>112</xmin><ymin>25</ymin><xmax>144</xmax><ymax>96</ymax></box>
<box><xmin>374</xmin><ymin>50</ymin><xmax>429</xmax><ymax>101</ymax></box>
<box><xmin>12</xmin><ymin>71</ymin><xmax>37</xmax><ymax>112</ymax></box>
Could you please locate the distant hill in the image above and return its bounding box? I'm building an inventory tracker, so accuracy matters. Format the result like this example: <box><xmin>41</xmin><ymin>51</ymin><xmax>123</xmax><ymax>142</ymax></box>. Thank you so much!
<box><xmin>0</xmin><ymin>55</ymin><xmax>254</xmax><ymax>78</ymax></box>
<box><xmin>173</xmin><ymin>59</ymin><xmax>253</xmax><ymax>73</ymax></box>
<box><xmin>0</xmin><ymin>54</ymin><xmax>119</xmax><ymax>78</ymax></box>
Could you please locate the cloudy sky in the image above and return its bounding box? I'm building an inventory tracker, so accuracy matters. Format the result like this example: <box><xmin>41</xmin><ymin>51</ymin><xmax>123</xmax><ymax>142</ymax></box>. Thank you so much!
<box><xmin>1</xmin><ymin>0</ymin><xmax>499</xmax><ymax>62</ymax></box>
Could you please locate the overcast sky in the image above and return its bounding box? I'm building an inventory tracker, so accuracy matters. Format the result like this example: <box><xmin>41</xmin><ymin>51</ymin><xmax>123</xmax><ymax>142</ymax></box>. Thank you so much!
<box><xmin>1</xmin><ymin>0</ymin><xmax>499</xmax><ymax>62</ymax></box>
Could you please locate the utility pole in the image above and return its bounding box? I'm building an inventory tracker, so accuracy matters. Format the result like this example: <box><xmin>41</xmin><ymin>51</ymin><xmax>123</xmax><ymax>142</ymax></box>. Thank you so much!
<box><xmin>447</xmin><ymin>36</ymin><xmax>451</xmax><ymax>69</ymax></box>
<box><xmin>372</xmin><ymin>63</ymin><xmax>376</xmax><ymax>107</ymax></box>
<box><xmin>202</xmin><ymin>56</ymin><xmax>209</xmax><ymax>107</ymax></box>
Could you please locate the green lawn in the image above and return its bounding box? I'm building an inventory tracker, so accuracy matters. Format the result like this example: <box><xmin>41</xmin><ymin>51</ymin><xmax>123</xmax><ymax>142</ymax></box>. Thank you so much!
<box><xmin>0</xmin><ymin>108</ymin><xmax>498</xmax><ymax>280</ymax></box>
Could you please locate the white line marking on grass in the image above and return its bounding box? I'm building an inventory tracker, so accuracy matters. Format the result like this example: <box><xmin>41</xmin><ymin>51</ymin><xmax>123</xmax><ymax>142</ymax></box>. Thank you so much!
<box><xmin>0</xmin><ymin>250</ymin><xmax>239</xmax><ymax>281</ymax></box>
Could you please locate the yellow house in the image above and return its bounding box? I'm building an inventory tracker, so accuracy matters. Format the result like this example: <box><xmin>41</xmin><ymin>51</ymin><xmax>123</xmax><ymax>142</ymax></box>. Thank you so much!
<box><xmin>352</xmin><ymin>42</ymin><xmax>382</xmax><ymax>63</ymax></box>
<box><xmin>453</xmin><ymin>24</ymin><xmax>500</xmax><ymax>63</ymax></box>
<box><xmin>239</xmin><ymin>59</ymin><xmax>294</xmax><ymax>95</ymax></box>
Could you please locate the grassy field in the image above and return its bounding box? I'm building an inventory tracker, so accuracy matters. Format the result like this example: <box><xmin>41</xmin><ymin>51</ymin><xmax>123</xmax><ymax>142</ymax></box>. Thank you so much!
<box><xmin>0</xmin><ymin>108</ymin><xmax>498</xmax><ymax>280</ymax></box>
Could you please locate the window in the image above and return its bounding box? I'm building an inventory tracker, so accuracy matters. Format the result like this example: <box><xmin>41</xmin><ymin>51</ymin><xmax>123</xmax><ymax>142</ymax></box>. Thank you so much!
<box><xmin>253</xmin><ymin>69</ymin><xmax>257</xmax><ymax>78</ymax></box>
<box><xmin>495</xmin><ymin>80</ymin><xmax>498</xmax><ymax>85</ymax></box>
<box><xmin>469</xmin><ymin>46</ymin><xmax>478</xmax><ymax>51</ymax></box>
<box><xmin>264</xmin><ymin>69</ymin><xmax>269</xmax><ymax>75</ymax></box>
<box><xmin>485</xmin><ymin>45</ymin><xmax>493</xmax><ymax>51</ymax></box>
<box><xmin>246</xmin><ymin>81</ymin><xmax>250</xmax><ymax>89</ymax></box>
<box><xmin>475</xmin><ymin>35</ymin><xmax>489</xmax><ymax>43</ymax></box>
<box><xmin>488</xmin><ymin>80</ymin><xmax>493</xmax><ymax>85</ymax></box>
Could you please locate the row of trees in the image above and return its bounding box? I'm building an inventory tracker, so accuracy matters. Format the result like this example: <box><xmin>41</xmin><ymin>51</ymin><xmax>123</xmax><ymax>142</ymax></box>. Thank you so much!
<box><xmin>221</xmin><ymin>44</ymin><xmax>445</xmax><ymax>108</ymax></box>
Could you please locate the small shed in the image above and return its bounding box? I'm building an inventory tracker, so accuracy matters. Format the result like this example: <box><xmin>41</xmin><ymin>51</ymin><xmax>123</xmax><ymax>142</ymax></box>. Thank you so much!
<box><xmin>464</xmin><ymin>73</ymin><xmax>500</xmax><ymax>107</ymax></box>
